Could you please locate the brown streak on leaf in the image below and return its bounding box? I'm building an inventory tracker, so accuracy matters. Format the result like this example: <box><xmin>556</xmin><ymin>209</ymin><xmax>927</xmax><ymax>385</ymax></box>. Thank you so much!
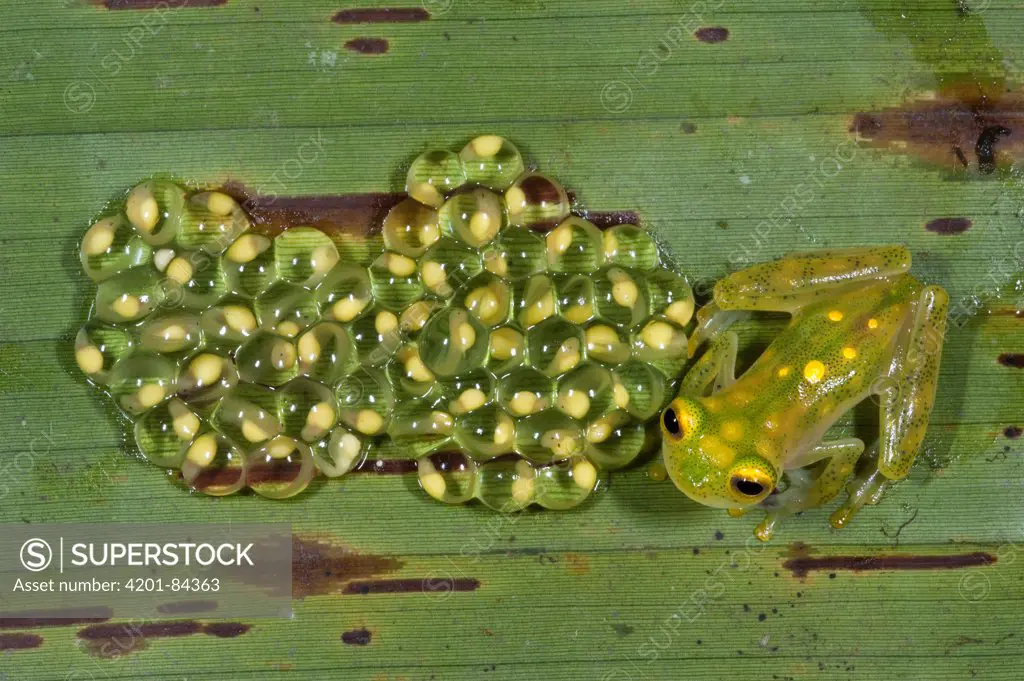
<box><xmin>850</xmin><ymin>96</ymin><xmax>1024</xmax><ymax>173</ymax></box>
<box><xmin>220</xmin><ymin>183</ymin><xmax>404</xmax><ymax>238</ymax></box>
<box><xmin>292</xmin><ymin>536</ymin><xmax>403</xmax><ymax>599</ymax></box>
<box><xmin>332</xmin><ymin>7</ymin><xmax>430</xmax><ymax>24</ymax></box>
<box><xmin>784</xmin><ymin>552</ymin><xmax>995</xmax><ymax>578</ymax></box>
<box><xmin>0</xmin><ymin>633</ymin><xmax>43</xmax><ymax>650</ymax></box>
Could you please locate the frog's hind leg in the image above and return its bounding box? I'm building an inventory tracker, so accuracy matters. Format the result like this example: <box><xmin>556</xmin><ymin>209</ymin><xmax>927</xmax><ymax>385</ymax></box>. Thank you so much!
<box><xmin>713</xmin><ymin>246</ymin><xmax>911</xmax><ymax>312</ymax></box>
<box><xmin>755</xmin><ymin>438</ymin><xmax>864</xmax><ymax>541</ymax></box>
<box><xmin>830</xmin><ymin>285</ymin><xmax>949</xmax><ymax>529</ymax></box>
<box><xmin>689</xmin><ymin>246</ymin><xmax>911</xmax><ymax>355</ymax></box>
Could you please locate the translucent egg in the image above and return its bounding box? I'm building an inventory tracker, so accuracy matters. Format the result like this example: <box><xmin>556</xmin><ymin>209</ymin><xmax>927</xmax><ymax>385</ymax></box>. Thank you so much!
<box><xmin>80</xmin><ymin>214</ymin><xmax>151</xmax><ymax>283</ymax></box>
<box><xmin>419</xmin><ymin>238</ymin><xmax>482</xmax><ymax>298</ymax></box>
<box><xmin>138</xmin><ymin>313</ymin><xmax>203</xmax><ymax>355</ymax></box>
<box><xmin>177</xmin><ymin>351</ymin><xmax>238</xmax><ymax>404</ymax></box>
<box><xmin>134</xmin><ymin>397</ymin><xmax>198</xmax><ymax>468</ymax></box>
<box><xmin>418</xmin><ymin>307</ymin><xmax>489</xmax><ymax>377</ymax></box>
<box><xmin>247</xmin><ymin>436</ymin><xmax>316</xmax><ymax>499</ymax></box>
<box><xmin>534</xmin><ymin>458</ymin><xmax>600</xmax><ymax>510</ymax></box>
<box><xmin>311</xmin><ymin>426</ymin><xmax>367</xmax><ymax>477</ymax></box>
<box><xmin>278</xmin><ymin>377</ymin><xmax>338</xmax><ymax>443</ymax></box>
<box><xmin>222</xmin><ymin>233</ymin><xmax>278</xmax><ymax>297</ymax></box>
<box><xmin>514</xmin><ymin>409</ymin><xmax>584</xmax><ymax>464</ymax></box>
<box><xmin>211</xmin><ymin>382</ymin><xmax>282</xmax><ymax>447</ymax></box>
<box><xmin>255</xmin><ymin>282</ymin><xmax>320</xmax><ymax>338</ymax></box>
<box><xmin>124</xmin><ymin>180</ymin><xmax>187</xmax><ymax>246</ymax></box>
<box><xmin>459</xmin><ymin>135</ymin><xmax>524</xmax><ymax>190</ymax></box>
<box><xmin>296</xmin><ymin>322</ymin><xmax>354</xmax><ymax>384</ymax></box>
<box><xmin>476</xmin><ymin>455</ymin><xmax>536</xmax><ymax>511</ymax></box>
<box><xmin>545</xmin><ymin>217</ymin><xmax>604</xmax><ymax>274</ymax></box>
<box><xmin>439</xmin><ymin>187</ymin><xmax>506</xmax><ymax>248</ymax></box>
<box><xmin>178</xmin><ymin>193</ymin><xmax>251</xmax><ymax>254</ymax></box>
<box><xmin>107</xmin><ymin>351</ymin><xmax>178</xmax><ymax>415</ymax></box>
<box><xmin>504</xmin><ymin>173</ymin><xmax>570</xmax><ymax>229</ymax></box>
<box><xmin>406</xmin><ymin>149</ymin><xmax>468</xmax><ymax>208</ymax></box>
<box><xmin>274</xmin><ymin>227</ymin><xmax>340</xmax><ymax>287</ymax></box>
<box><xmin>418</xmin><ymin>451</ymin><xmax>479</xmax><ymax>504</ymax></box>
<box><xmin>315</xmin><ymin>262</ymin><xmax>373</xmax><ymax>323</ymax></box>
<box><xmin>527</xmin><ymin>317</ymin><xmax>585</xmax><ymax>377</ymax></box>
<box><xmin>335</xmin><ymin>367</ymin><xmax>393</xmax><ymax>436</ymax></box>
<box><xmin>454</xmin><ymin>403</ymin><xmax>516</xmax><ymax>459</ymax></box>
<box><xmin>235</xmin><ymin>332</ymin><xmax>298</xmax><ymax>387</ymax></box>
<box><xmin>383</xmin><ymin>198</ymin><xmax>442</xmax><ymax>256</ymax></box>
<box><xmin>603</xmin><ymin>224</ymin><xmax>659</xmax><ymax>271</ymax></box>
<box><xmin>387</xmin><ymin>400</ymin><xmax>454</xmax><ymax>455</ymax></box>
<box><xmin>95</xmin><ymin>266</ymin><xmax>165</xmax><ymax>323</ymax></box>
<box><xmin>594</xmin><ymin>266</ymin><xmax>649</xmax><ymax>329</ymax></box>
<box><xmin>368</xmin><ymin>251</ymin><xmax>424</xmax><ymax>312</ymax></box>
<box><xmin>180</xmin><ymin>431</ymin><xmax>247</xmax><ymax>496</ymax></box>
<box><xmin>75</xmin><ymin>321</ymin><xmax>134</xmax><ymax>384</ymax></box>
<box><xmin>612</xmin><ymin>361</ymin><xmax>669</xmax><ymax>420</ymax></box>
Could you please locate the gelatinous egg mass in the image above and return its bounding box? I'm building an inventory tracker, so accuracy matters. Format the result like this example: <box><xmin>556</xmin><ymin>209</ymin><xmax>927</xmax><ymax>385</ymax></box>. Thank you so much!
<box><xmin>75</xmin><ymin>137</ymin><xmax>694</xmax><ymax>509</ymax></box>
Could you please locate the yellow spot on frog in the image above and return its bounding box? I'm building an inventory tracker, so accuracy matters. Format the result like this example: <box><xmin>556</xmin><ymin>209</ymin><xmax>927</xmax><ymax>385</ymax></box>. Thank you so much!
<box><xmin>777</xmin><ymin>366</ymin><xmax>791</xmax><ymax>378</ymax></box>
<box><xmin>700</xmin><ymin>435</ymin><xmax>736</xmax><ymax>468</ymax></box>
<box><xmin>720</xmin><ymin>420</ymin><xmax>745</xmax><ymax>442</ymax></box>
<box><xmin>842</xmin><ymin>346</ymin><xmax>858</xmax><ymax>360</ymax></box>
<box><xmin>803</xmin><ymin>360</ymin><xmax>826</xmax><ymax>384</ymax></box>
<box><xmin>867</xmin><ymin>318</ymin><xmax>879</xmax><ymax>330</ymax></box>
<box><xmin>827</xmin><ymin>310</ymin><xmax>844</xmax><ymax>322</ymax></box>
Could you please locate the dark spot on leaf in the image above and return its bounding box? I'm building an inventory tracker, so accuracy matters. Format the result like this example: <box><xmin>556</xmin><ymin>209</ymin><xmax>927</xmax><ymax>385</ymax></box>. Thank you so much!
<box><xmin>341</xmin><ymin>628</ymin><xmax>372</xmax><ymax>645</ymax></box>
<box><xmin>695</xmin><ymin>27</ymin><xmax>729</xmax><ymax>43</ymax></box>
<box><xmin>998</xmin><ymin>353</ymin><xmax>1024</xmax><ymax>369</ymax></box>
<box><xmin>1004</xmin><ymin>426</ymin><xmax>1022</xmax><ymax>439</ymax></box>
<box><xmin>203</xmin><ymin>623</ymin><xmax>251</xmax><ymax>638</ymax></box>
<box><xmin>925</xmin><ymin>217</ymin><xmax>972</xmax><ymax>234</ymax></box>
<box><xmin>344</xmin><ymin>38</ymin><xmax>390</xmax><ymax>55</ymax></box>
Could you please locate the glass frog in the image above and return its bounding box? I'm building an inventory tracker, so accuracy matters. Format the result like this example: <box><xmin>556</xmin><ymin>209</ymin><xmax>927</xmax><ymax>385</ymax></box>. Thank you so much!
<box><xmin>660</xmin><ymin>246</ymin><xmax>948</xmax><ymax>540</ymax></box>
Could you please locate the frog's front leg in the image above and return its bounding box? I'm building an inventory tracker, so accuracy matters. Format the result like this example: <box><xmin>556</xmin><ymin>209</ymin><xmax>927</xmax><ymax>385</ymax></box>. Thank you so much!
<box><xmin>756</xmin><ymin>438</ymin><xmax>865</xmax><ymax>541</ymax></box>
<box><xmin>689</xmin><ymin>246</ymin><xmax>911</xmax><ymax>354</ymax></box>
<box><xmin>679</xmin><ymin>331</ymin><xmax>738</xmax><ymax>396</ymax></box>
<box><xmin>831</xmin><ymin>285</ymin><xmax>949</xmax><ymax>528</ymax></box>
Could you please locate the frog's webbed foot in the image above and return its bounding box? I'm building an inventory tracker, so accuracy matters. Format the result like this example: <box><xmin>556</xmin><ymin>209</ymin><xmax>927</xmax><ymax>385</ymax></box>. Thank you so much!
<box><xmin>754</xmin><ymin>438</ymin><xmax>865</xmax><ymax>541</ymax></box>
<box><xmin>832</xmin><ymin>285</ymin><xmax>948</xmax><ymax>528</ymax></box>
<box><xmin>830</xmin><ymin>467</ymin><xmax>890</xmax><ymax>529</ymax></box>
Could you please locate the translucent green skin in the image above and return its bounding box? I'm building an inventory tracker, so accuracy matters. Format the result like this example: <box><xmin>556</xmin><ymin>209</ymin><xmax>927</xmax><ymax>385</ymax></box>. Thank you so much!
<box><xmin>661</xmin><ymin>246</ymin><xmax>948</xmax><ymax>540</ymax></box>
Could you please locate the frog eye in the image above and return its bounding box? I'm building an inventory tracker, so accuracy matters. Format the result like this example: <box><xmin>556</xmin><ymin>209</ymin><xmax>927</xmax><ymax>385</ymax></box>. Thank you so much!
<box><xmin>662</xmin><ymin>408</ymin><xmax>683</xmax><ymax>439</ymax></box>
<box><xmin>729</xmin><ymin>468</ymin><xmax>773</xmax><ymax>500</ymax></box>
<box><xmin>731</xmin><ymin>477</ymin><xmax>765</xmax><ymax>497</ymax></box>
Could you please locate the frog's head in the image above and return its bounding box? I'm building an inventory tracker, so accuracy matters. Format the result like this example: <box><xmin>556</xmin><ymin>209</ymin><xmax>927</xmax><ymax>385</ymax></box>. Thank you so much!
<box><xmin>660</xmin><ymin>397</ymin><xmax>779</xmax><ymax>509</ymax></box>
